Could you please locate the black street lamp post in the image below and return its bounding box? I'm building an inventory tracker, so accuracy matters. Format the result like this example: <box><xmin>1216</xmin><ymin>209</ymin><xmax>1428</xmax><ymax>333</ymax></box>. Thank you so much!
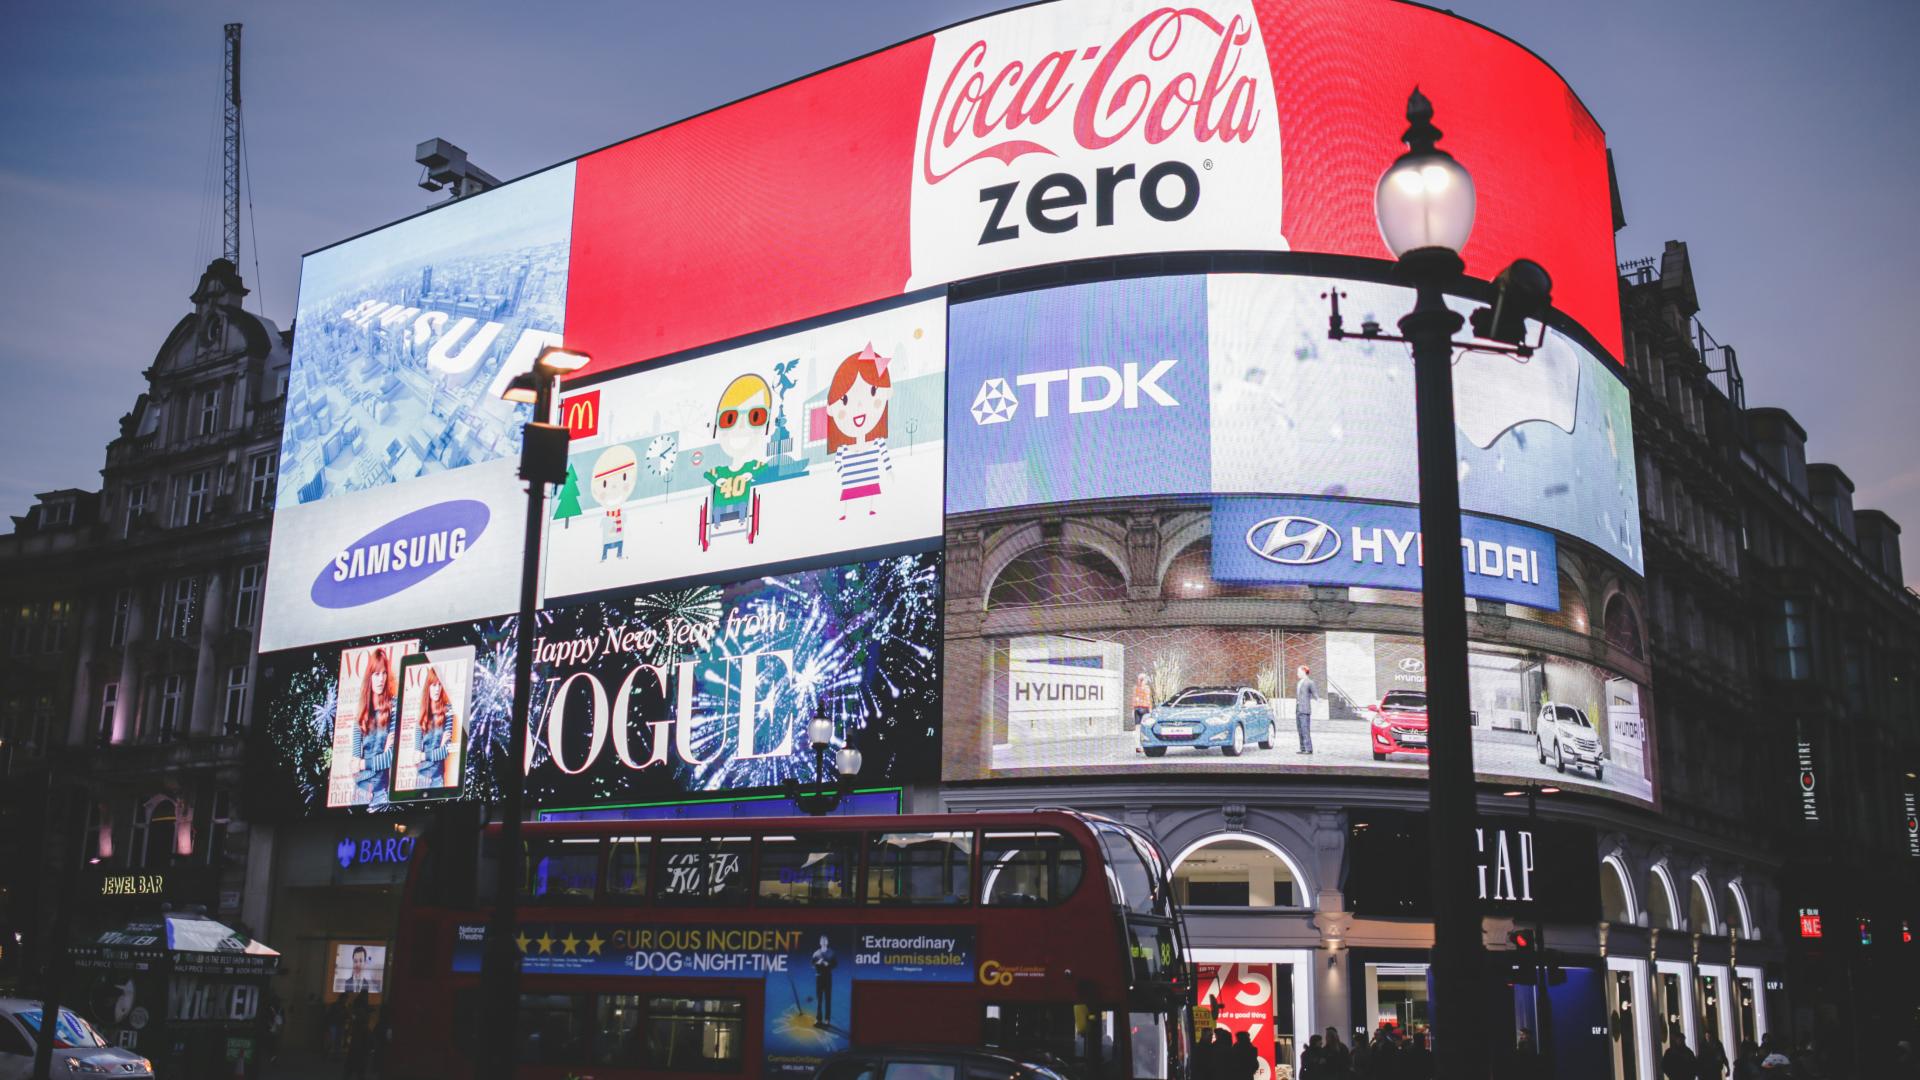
<box><xmin>477</xmin><ymin>344</ymin><xmax>588</xmax><ymax>1080</ymax></box>
<box><xmin>1328</xmin><ymin>88</ymin><xmax>1554</xmax><ymax>1077</ymax></box>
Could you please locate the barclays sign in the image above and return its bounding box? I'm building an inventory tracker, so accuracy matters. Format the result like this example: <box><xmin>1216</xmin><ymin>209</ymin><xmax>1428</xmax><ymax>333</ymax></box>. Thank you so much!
<box><xmin>1211</xmin><ymin>495</ymin><xmax>1560</xmax><ymax>611</ymax></box>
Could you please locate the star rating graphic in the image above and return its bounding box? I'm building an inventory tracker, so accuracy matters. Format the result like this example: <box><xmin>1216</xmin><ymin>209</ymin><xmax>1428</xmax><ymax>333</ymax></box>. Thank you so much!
<box><xmin>585</xmin><ymin>932</ymin><xmax>606</xmax><ymax>956</ymax></box>
<box><xmin>535</xmin><ymin>930</ymin><xmax>555</xmax><ymax>955</ymax></box>
<box><xmin>560</xmin><ymin>932</ymin><xmax>581</xmax><ymax>955</ymax></box>
<box><xmin>971</xmin><ymin>377</ymin><xmax>1018</xmax><ymax>425</ymax></box>
<box><xmin>514</xmin><ymin>931</ymin><xmax>532</xmax><ymax>954</ymax></box>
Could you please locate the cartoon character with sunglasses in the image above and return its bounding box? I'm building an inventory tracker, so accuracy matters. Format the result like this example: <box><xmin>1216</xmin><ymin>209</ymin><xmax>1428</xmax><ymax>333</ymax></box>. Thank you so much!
<box><xmin>699</xmin><ymin>373</ymin><xmax>770</xmax><ymax>550</ymax></box>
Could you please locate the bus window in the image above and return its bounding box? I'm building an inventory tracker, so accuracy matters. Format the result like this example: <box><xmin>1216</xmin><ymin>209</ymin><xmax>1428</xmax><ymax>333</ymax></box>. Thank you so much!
<box><xmin>646</xmin><ymin>995</ymin><xmax>745</xmax><ymax>1069</ymax></box>
<box><xmin>517</xmin><ymin>993</ymin><xmax>593</xmax><ymax>1064</ymax></box>
<box><xmin>867</xmin><ymin>831</ymin><xmax>973</xmax><ymax>905</ymax></box>
<box><xmin>526</xmin><ymin>839</ymin><xmax>600</xmax><ymax>902</ymax></box>
<box><xmin>981</xmin><ymin>830</ymin><xmax>1085</xmax><ymax>906</ymax></box>
<box><xmin>1092</xmin><ymin>822</ymin><xmax>1166</xmax><ymax>916</ymax></box>
<box><xmin>606</xmin><ymin>835</ymin><xmax>650</xmax><ymax>901</ymax></box>
<box><xmin>1129</xmin><ymin>1012</ymin><xmax>1170</xmax><ymax>1079</ymax></box>
<box><xmin>758</xmin><ymin>834</ymin><xmax>857</xmax><ymax>905</ymax></box>
<box><xmin>654</xmin><ymin>836</ymin><xmax>753</xmax><ymax>905</ymax></box>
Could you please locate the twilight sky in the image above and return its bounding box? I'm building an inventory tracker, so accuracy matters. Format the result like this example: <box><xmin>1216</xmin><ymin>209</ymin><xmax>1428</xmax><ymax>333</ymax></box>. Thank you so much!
<box><xmin>3</xmin><ymin>0</ymin><xmax>1917</xmax><ymax>584</ymax></box>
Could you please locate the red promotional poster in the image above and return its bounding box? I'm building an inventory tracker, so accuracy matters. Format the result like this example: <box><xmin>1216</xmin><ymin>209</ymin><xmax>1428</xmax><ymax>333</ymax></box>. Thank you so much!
<box><xmin>1197</xmin><ymin>963</ymin><xmax>1281</xmax><ymax>1080</ymax></box>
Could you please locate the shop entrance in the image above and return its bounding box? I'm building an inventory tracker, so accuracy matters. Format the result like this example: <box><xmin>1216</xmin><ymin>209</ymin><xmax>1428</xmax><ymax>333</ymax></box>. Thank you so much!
<box><xmin>1194</xmin><ymin>952</ymin><xmax>1310</xmax><ymax>1080</ymax></box>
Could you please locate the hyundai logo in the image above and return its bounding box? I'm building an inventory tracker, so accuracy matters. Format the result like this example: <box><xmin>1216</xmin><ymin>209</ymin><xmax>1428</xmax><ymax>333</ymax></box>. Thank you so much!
<box><xmin>1245</xmin><ymin>515</ymin><xmax>1342</xmax><ymax>565</ymax></box>
<box><xmin>1398</xmin><ymin>657</ymin><xmax>1426</xmax><ymax>675</ymax></box>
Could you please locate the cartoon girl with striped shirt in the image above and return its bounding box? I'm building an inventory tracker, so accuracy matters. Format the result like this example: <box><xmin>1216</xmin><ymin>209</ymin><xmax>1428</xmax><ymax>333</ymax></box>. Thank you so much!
<box><xmin>824</xmin><ymin>344</ymin><xmax>895</xmax><ymax>520</ymax></box>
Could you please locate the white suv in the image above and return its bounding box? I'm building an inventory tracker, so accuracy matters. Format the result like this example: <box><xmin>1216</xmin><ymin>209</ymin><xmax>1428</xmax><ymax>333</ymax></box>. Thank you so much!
<box><xmin>0</xmin><ymin>999</ymin><xmax>152</xmax><ymax>1079</ymax></box>
<box><xmin>1535</xmin><ymin>702</ymin><xmax>1605</xmax><ymax>780</ymax></box>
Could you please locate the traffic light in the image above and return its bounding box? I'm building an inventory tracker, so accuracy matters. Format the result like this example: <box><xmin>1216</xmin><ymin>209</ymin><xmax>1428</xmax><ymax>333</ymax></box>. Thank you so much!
<box><xmin>1500</xmin><ymin>929</ymin><xmax>1568</xmax><ymax>985</ymax></box>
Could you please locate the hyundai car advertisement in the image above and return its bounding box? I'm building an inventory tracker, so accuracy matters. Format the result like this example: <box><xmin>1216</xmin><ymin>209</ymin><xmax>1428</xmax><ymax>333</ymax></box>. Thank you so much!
<box><xmin>950</xmin><ymin>624</ymin><xmax>1654</xmax><ymax>804</ymax></box>
<box><xmin>948</xmin><ymin>273</ymin><xmax>1641</xmax><ymax>575</ymax></box>
<box><xmin>543</xmin><ymin>295</ymin><xmax>947</xmax><ymax>604</ymax></box>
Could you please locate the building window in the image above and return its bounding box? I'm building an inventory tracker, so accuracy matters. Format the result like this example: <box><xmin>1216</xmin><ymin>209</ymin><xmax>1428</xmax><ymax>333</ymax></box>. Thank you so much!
<box><xmin>223</xmin><ymin>665</ymin><xmax>249</xmax><ymax>734</ymax></box>
<box><xmin>41</xmin><ymin>499</ymin><xmax>74</xmax><ymax>527</ymax></box>
<box><xmin>248</xmin><ymin>453</ymin><xmax>278</xmax><ymax>511</ymax></box>
<box><xmin>988</xmin><ymin>543</ymin><xmax>1129</xmax><ymax>608</ymax></box>
<box><xmin>42</xmin><ymin>599</ymin><xmax>70</xmax><ymax>653</ymax></box>
<box><xmin>205</xmin><ymin>790</ymin><xmax>235</xmax><ymax>868</ymax></box>
<box><xmin>97</xmin><ymin>683</ymin><xmax>119</xmax><ymax>744</ymax></box>
<box><xmin>178</xmin><ymin>469</ymin><xmax>211</xmax><ymax>526</ymax></box>
<box><xmin>27</xmin><ymin>695</ymin><xmax>53</xmax><ymax>753</ymax></box>
<box><xmin>157</xmin><ymin>674</ymin><xmax>185</xmax><ymax>741</ymax></box>
<box><xmin>11</xmin><ymin>603</ymin><xmax>36</xmax><ymax>656</ymax></box>
<box><xmin>233</xmin><ymin>564</ymin><xmax>263</xmax><ymax>630</ymax></box>
<box><xmin>199</xmin><ymin>387</ymin><xmax>222</xmax><ymax>436</ymax></box>
<box><xmin>1172</xmin><ymin>836</ymin><xmax>1300</xmax><ymax>908</ymax></box>
<box><xmin>109</xmin><ymin>589</ymin><xmax>132</xmax><ymax>647</ymax></box>
<box><xmin>1770</xmin><ymin>598</ymin><xmax>1811</xmax><ymax>680</ymax></box>
<box><xmin>159</xmin><ymin>577</ymin><xmax>198</xmax><ymax>640</ymax></box>
<box><xmin>131</xmin><ymin>797</ymin><xmax>178</xmax><ymax>869</ymax></box>
<box><xmin>123</xmin><ymin>482</ymin><xmax>147</xmax><ymax>536</ymax></box>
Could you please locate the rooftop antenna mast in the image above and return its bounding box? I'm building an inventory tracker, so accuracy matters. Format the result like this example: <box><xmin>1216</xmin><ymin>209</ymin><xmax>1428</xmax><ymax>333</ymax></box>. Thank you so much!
<box><xmin>222</xmin><ymin>22</ymin><xmax>242</xmax><ymax>265</ymax></box>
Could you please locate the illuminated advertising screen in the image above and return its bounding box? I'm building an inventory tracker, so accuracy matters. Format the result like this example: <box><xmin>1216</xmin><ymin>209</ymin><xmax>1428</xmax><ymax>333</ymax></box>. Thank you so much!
<box><xmin>255</xmin><ymin>553</ymin><xmax>941</xmax><ymax>816</ymax></box>
<box><xmin>563</xmin><ymin>0</ymin><xmax>1622</xmax><ymax>378</ymax></box>
<box><xmin>544</xmin><ymin>295</ymin><xmax>947</xmax><ymax>603</ymax></box>
<box><xmin>948</xmin><ymin>273</ymin><xmax>1641</xmax><ymax>573</ymax></box>
<box><xmin>951</xmin><ymin>624</ymin><xmax>1653</xmax><ymax>804</ymax></box>
<box><xmin>329</xmin><ymin>942</ymin><xmax>386</xmax><ymax>999</ymax></box>
<box><xmin>262</xmin><ymin>165</ymin><xmax>576</xmax><ymax>652</ymax></box>
<box><xmin>526</xmin><ymin>552</ymin><xmax>943</xmax><ymax>810</ymax></box>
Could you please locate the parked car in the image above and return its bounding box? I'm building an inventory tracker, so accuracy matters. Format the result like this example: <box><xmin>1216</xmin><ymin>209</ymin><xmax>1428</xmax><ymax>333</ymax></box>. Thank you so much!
<box><xmin>1368</xmin><ymin>689</ymin><xmax>1431</xmax><ymax>760</ymax></box>
<box><xmin>1535</xmin><ymin>702</ymin><xmax>1605</xmax><ymax>779</ymax></box>
<box><xmin>0</xmin><ymin>998</ymin><xmax>152</xmax><ymax>1079</ymax></box>
<box><xmin>1138</xmin><ymin>686</ymin><xmax>1275</xmax><ymax>757</ymax></box>
<box><xmin>815</xmin><ymin>1046</ymin><xmax>1074</xmax><ymax>1080</ymax></box>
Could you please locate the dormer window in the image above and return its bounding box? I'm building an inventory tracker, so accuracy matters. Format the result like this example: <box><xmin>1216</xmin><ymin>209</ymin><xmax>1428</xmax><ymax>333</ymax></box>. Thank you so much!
<box><xmin>199</xmin><ymin>388</ymin><xmax>222</xmax><ymax>436</ymax></box>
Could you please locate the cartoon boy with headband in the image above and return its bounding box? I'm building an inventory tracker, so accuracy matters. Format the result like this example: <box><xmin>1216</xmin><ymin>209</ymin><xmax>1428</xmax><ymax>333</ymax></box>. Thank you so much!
<box><xmin>590</xmin><ymin>444</ymin><xmax>639</xmax><ymax>561</ymax></box>
<box><xmin>701</xmin><ymin>373</ymin><xmax>771</xmax><ymax>545</ymax></box>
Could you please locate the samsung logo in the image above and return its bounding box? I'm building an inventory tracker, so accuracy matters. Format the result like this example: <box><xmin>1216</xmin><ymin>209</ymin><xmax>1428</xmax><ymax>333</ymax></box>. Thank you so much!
<box><xmin>310</xmin><ymin>500</ymin><xmax>490</xmax><ymax>610</ymax></box>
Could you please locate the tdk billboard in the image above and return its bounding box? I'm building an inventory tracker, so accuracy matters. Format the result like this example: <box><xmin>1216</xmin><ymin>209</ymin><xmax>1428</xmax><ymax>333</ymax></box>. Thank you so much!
<box><xmin>1210</xmin><ymin>495</ymin><xmax>1560</xmax><ymax>611</ymax></box>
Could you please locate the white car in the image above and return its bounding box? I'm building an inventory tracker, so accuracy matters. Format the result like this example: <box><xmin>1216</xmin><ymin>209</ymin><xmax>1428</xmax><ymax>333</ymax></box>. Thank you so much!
<box><xmin>0</xmin><ymin>998</ymin><xmax>152</xmax><ymax>1079</ymax></box>
<box><xmin>1535</xmin><ymin>702</ymin><xmax>1605</xmax><ymax>780</ymax></box>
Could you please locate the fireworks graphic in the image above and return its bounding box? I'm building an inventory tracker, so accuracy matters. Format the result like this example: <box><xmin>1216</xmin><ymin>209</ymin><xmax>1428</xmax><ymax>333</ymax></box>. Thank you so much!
<box><xmin>259</xmin><ymin>555</ymin><xmax>941</xmax><ymax>816</ymax></box>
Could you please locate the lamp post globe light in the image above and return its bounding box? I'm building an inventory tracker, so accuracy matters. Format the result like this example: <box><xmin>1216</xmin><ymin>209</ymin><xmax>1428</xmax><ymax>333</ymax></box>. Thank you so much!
<box><xmin>785</xmin><ymin>710</ymin><xmax>863</xmax><ymax>815</ymax></box>
<box><xmin>477</xmin><ymin>343</ymin><xmax>588</xmax><ymax>1080</ymax></box>
<box><xmin>1376</xmin><ymin>89</ymin><xmax>1477</xmax><ymax>264</ymax></box>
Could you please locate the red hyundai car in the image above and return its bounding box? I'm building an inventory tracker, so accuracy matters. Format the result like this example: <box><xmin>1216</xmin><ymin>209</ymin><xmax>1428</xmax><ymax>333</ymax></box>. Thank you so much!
<box><xmin>1369</xmin><ymin>689</ymin><xmax>1430</xmax><ymax>760</ymax></box>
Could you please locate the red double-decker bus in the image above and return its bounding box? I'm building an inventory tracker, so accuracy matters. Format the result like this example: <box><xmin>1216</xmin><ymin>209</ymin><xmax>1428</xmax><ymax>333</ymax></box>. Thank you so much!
<box><xmin>387</xmin><ymin>810</ymin><xmax>1191</xmax><ymax>1080</ymax></box>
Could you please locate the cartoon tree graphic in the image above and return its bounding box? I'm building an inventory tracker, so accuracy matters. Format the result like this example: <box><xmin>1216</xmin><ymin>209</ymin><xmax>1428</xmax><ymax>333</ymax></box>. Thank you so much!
<box><xmin>552</xmin><ymin>462</ymin><xmax>584</xmax><ymax>528</ymax></box>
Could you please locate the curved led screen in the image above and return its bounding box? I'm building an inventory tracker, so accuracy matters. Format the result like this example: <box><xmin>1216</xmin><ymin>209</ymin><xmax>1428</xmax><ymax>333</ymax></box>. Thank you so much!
<box><xmin>946</xmin><ymin>273</ymin><xmax>1642</xmax><ymax>574</ymax></box>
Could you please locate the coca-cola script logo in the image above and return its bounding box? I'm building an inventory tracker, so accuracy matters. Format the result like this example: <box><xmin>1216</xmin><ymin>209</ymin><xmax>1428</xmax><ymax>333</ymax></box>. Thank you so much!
<box><xmin>922</xmin><ymin>8</ymin><xmax>1263</xmax><ymax>185</ymax></box>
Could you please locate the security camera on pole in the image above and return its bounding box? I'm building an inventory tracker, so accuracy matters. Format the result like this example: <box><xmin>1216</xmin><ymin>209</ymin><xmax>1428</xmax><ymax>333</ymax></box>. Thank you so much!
<box><xmin>1324</xmin><ymin>88</ymin><xmax>1556</xmax><ymax>1077</ymax></box>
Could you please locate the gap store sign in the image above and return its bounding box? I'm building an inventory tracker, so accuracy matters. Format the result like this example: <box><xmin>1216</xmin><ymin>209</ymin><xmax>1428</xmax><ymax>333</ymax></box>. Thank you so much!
<box><xmin>1211</xmin><ymin>495</ymin><xmax>1559</xmax><ymax>610</ymax></box>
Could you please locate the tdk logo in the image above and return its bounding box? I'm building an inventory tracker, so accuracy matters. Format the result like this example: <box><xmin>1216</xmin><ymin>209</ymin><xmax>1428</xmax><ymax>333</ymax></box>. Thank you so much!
<box><xmin>970</xmin><ymin>360</ymin><xmax>1180</xmax><ymax>426</ymax></box>
<box><xmin>1246</xmin><ymin>516</ymin><xmax>1342</xmax><ymax>565</ymax></box>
